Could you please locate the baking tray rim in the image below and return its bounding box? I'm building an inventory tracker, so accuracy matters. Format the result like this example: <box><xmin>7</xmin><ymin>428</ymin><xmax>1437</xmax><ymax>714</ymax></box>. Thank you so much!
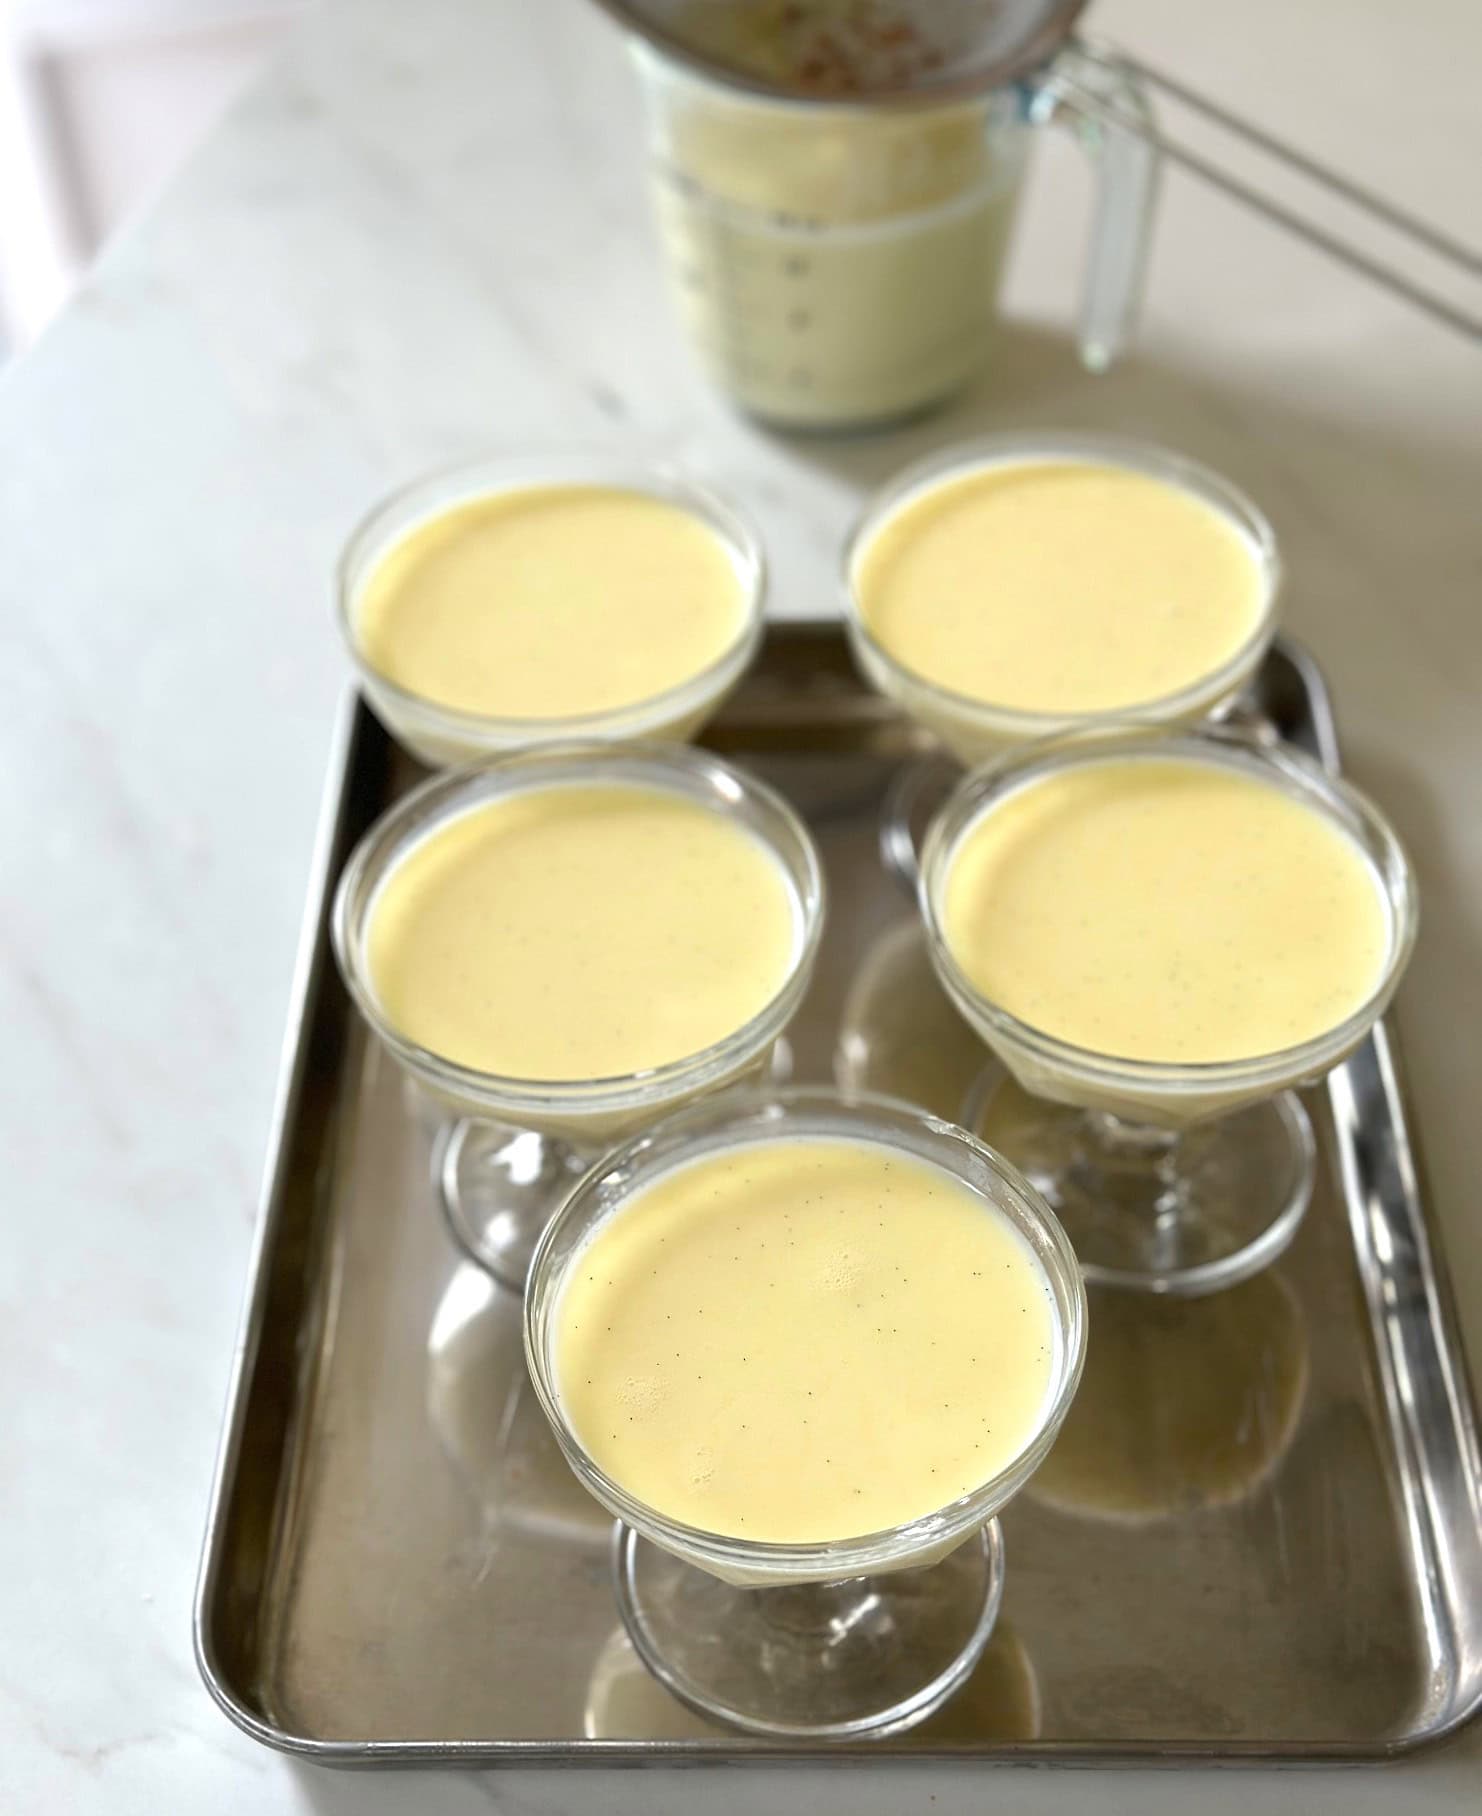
<box><xmin>192</xmin><ymin>629</ymin><xmax>1482</xmax><ymax>1768</ymax></box>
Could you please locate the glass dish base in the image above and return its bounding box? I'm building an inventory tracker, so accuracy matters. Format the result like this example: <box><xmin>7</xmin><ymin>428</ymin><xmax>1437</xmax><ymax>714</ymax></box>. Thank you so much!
<box><xmin>438</xmin><ymin>1118</ymin><xmax>594</xmax><ymax>1293</ymax></box>
<box><xmin>611</xmin><ymin>1520</ymin><xmax>1005</xmax><ymax>1741</ymax></box>
<box><xmin>968</xmin><ymin>1068</ymin><xmax>1316</xmax><ymax>1298</ymax></box>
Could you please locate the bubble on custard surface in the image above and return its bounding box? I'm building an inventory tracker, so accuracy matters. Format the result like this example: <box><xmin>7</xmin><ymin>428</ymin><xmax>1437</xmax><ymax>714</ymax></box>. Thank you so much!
<box><xmin>615</xmin><ymin>1373</ymin><xmax>667</xmax><ymax>1419</ymax></box>
<box><xmin>817</xmin><ymin>1247</ymin><xmax>864</xmax><ymax>1293</ymax></box>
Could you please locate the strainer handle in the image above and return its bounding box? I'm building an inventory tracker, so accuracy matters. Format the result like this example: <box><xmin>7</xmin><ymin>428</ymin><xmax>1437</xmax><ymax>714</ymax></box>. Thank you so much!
<box><xmin>1043</xmin><ymin>37</ymin><xmax>1482</xmax><ymax>345</ymax></box>
<box><xmin>1025</xmin><ymin>43</ymin><xmax>1160</xmax><ymax>372</ymax></box>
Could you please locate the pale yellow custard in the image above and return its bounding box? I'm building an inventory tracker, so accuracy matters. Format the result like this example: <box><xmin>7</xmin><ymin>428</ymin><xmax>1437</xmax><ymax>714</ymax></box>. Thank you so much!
<box><xmin>856</xmin><ymin>460</ymin><xmax>1266</xmax><ymax>713</ymax></box>
<box><xmin>943</xmin><ymin>757</ymin><xmax>1390</xmax><ymax>1064</ymax></box>
<box><xmin>367</xmin><ymin>784</ymin><xmax>797</xmax><ymax>1081</ymax></box>
<box><xmin>557</xmin><ymin>1137</ymin><xmax>1057</xmax><ymax>1543</ymax></box>
<box><xmin>356</xmin><ymin>484</ymin><xmax>748</xmax><ymax>719</ymax></box>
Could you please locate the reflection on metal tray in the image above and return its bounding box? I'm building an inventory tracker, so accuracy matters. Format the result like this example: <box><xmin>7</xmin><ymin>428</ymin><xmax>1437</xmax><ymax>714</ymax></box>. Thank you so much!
<box><xmin>194</xmin><ymin>625</ymin><xmax>1482</xmax><ymax>1764</ymax></box>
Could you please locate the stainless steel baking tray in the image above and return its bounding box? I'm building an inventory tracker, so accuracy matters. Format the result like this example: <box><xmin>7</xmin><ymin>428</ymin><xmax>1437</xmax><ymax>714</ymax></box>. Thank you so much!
<box><xmin>194</xmin><ymin>625</ymin><xmax>1482</xmax><ymax>1764</ymax></box>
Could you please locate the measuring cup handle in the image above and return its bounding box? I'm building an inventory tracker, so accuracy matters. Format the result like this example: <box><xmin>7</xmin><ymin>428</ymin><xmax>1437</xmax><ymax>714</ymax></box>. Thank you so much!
<box><xmin>1025</xmin><ymin>44</ymin><xmax>1160</xmax><ymax>371</ymax></box>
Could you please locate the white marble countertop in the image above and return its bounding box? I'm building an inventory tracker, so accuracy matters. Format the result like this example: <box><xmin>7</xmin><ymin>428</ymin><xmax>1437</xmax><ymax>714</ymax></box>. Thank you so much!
<box><xmin>5</xmin><ymin>0</ymin><xmax>1480</xmax><ymax>1808</ymax></box>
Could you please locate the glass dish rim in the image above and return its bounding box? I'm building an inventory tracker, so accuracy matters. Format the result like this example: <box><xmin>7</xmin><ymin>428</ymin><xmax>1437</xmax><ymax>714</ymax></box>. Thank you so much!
<box><xmin>522</xmin><ymin>1084</ymin><xmax>1089</xmax><ymax>1578</ymax></box>
<box><xmin>330</xmin><ymin>741</ymin><xmax>826</xmax><ymax>1117</ymax></box>
<box><xmin>840</xmin><ymin>430</ymin><xmax>1282</xmax><ymax>733</ymax></box>
<box><xmin>919</xmin><ymin>720</ymin><xmax>1420</xmax><ymax>1097</ymax></box>
<box><xmin>335</xmin><ymin>450</ymin><xmax>767</xmax><ymax>742</ymax></box>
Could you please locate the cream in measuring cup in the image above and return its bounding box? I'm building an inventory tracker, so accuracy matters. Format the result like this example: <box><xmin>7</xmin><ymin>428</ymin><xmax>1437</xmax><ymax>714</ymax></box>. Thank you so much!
<box><xmin>642</xmin><ymin>65</ymin><xmax>1026</xmax><ymax>428</ymax></box>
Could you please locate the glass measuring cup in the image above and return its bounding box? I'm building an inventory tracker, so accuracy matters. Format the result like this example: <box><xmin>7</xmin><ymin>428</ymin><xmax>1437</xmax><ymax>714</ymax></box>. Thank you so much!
<box><xmin>631</xmin><ymin>39</ymin><xmax>1156</xmax><ymax>430</ymax></box>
